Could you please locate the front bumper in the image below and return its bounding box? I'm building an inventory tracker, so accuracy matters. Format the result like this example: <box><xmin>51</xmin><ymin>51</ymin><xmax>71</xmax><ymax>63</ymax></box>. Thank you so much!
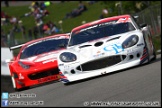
<box><xmin>60</xmin><ymin>58</ymin><xmax>141</xmax><ymax>83</ymax></box>
<box><xmin>59</xmin><ymin>46</ymin><xmax>148</xmax><ymax>83</ymax></box>
<box><xmin>13</xmin><ymin>68</ymin><xmax>60</xmax><ymax>89</ymax></box>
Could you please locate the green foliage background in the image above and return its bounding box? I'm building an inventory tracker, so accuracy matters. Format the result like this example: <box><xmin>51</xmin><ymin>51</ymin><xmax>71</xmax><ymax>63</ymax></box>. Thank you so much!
<box><xmin>1</xmin><ymin>1</ymin><xmax>161</xmax><ymax>53</ymax></box>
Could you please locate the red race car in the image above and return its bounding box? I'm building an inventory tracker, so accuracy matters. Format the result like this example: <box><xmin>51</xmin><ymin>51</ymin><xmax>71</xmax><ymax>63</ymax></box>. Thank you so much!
<box><xmin>7</xmin><ymin>33</ymin><xmax>70</xmax><ymax>91</ymax></box>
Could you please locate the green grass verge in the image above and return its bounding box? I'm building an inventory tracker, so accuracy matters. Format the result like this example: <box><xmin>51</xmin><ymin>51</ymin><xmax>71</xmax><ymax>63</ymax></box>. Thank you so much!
<box><xmin>1</xmin><ymin>1</ymin><xmax>104</xmax><ymax>39</ymax></box>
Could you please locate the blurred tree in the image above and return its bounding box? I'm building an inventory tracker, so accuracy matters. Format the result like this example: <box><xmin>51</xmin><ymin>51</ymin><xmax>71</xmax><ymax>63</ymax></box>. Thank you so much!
<box><xmin>100</xmin><ymin>1</ymin><xmax>161</xmax><ymax>15</ymax></box>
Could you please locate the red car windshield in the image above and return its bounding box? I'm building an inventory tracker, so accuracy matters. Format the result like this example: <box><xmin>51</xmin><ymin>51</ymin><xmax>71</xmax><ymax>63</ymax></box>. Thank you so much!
<box><xmin>69</xmin><ymin>20</ymin><xmax>135</xmax><ymax>46</ymax></box>
<box><xmin>20</xmin><ymin>38</ymin><xmax>69</xmax><ymax>59</ymax></box>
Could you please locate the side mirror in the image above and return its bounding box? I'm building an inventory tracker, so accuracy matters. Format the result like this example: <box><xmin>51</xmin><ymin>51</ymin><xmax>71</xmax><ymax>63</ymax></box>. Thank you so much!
<box><xmin>139</xmin><ymin>23</ymin><xmax>147</xmax><ymax>28</ymax></box>
<box><xmin>5</xmin><ymin>57</ymin><xmax>16</xmax><ymax>63</ymax></box>
<box><xmin>133</xmin><ymin>15</ymin><xmax>139</xmax><ymax>22</ymax></box>
<box><xmin>58</xmin><ymin>43</ymin><xmax>66</xmax><ymax>48</ymax></box>
<box><xmin>5</xmin><ymin>59</ymin><xmax>13</xmax><ymax>63</ymax></box>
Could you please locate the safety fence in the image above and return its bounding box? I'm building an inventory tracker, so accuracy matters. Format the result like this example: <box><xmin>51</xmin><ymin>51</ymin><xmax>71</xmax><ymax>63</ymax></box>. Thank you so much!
<box><xmin>132</xmin><ymin>4</ymin><xmax>161</xmax><ymax>36</ymax></box>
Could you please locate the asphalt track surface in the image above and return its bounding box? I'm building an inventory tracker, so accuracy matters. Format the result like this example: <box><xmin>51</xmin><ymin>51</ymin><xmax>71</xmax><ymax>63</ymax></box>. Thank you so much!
<box><xmin>4</xmin><ymin>54</ymin><xmax>161</xmax><ymax>107</ymax></box>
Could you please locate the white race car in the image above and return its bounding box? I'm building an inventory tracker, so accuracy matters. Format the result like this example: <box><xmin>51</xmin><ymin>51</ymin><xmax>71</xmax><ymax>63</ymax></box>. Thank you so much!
<box><xmin>57</xmin><ymin>14</ymin><xmax>156</xmax><ymax>84</ymax></box>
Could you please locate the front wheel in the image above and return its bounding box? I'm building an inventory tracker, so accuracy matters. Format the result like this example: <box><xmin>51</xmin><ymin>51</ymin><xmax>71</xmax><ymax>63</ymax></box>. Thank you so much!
<box><xmin>11</xmin><ymin>76</ymin><xmax>29</xmax><ymax>91</ymax></box>
<box><xmin>151</xmin><ymin>49</ymin><xmax>157</xmax><ymax>61</ymax></box>
<box><xmin>151</xmin><ymin>41</ymin><xmax>157</xmax><ymax>61</ymax></box>
<box><xmin>11</xmin><ymin>76</ymin><xmax>17</xmax><ymax>90</ymax></box>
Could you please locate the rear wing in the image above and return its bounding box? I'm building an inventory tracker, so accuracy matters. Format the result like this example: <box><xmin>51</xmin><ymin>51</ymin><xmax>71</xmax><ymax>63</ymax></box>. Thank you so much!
<box><xmin>9</xmin><ymin>43</ymin><xmax>25</xmax><ymax>51</ymax></box>
<box><xmin>9</xmin><ymin>33</ymin><xmax>71</xmax><ymax>51</ymax></box>
<box><xmin>66</xmin><ymin>32</ymin><xmax>71</xmax><ymax>35</ymax></box>
<box><xmin>8</xmin><ymin>44</ymin><xmax>25</xmax><ymax>61</ymax></box>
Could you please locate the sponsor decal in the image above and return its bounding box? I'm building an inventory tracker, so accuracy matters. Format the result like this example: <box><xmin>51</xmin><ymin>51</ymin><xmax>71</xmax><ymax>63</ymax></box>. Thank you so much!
<box><xmin>127</xmin><ymin>49</ymin><xmax>135</xmax><ymax>54</ymax></box>
<box><xmin>116</xmin><ymin>17</ymin><xmax>130</xmax><ymax>23</ymax></box>
<box><xmin>93</xmin><ymin>53</ymin><xmax>105</xmax><ymax>58</ymax></box>
<box><xmin>103</xmin><ymin>43</ymin><xmax>124</xmax><ymax>54</ymax></box>
<box><xmin>80</xmin><ymin>25</ymin><xmax>98</xmax><ymax>32</ymax></box>
<box><xmin>64</xmin><ymin>65</ymin><xmax>70</xmax><ymax>70</ymax></box>
<box><xmin>140</xmin><ymin>47</ymin><xmax>149</xmax><ymax>64</ymax></box>
<box><xmin>137</xmin><ymin>43</ymin><xmax>144</xmax><ymax>46</ymax></box>
<box><xmin>19</xmin><ymin>73</ymin><xmax>24</xmax><ymax>79</ymax></box>
<box><xmin>37</xmin><ymin>75</ymin><xmax>58</xmax><ymax>83</ymax></box>
<box><xmin>57</xmin><ymin>75</ymin><xmax>61</xmax><ymax>79</ymax></box>
<box><xmin>42</xmin><ymin>59</ymin><xmax>56</xmax><ymax>64</ymax></box>
<box><xmin>98</xmin><ymin>21</ymin><xmax>116</xmax><ymax>26</ymax></box>
<box><xmin>59</xmin><ymin>64</ymin><xmax>64</xmax><ymax>66</ymax></box>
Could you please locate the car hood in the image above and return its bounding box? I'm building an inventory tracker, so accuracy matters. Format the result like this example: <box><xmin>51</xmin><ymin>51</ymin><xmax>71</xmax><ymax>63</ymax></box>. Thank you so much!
<box><xmin>20</xmin><ymin>50</ymin><xmax>61</xmax><ymax>65</ymax></box>
<box><xmin>67</xmin><ymin>31</ymin><xmax>138</xmax><ymax>62</ymax></box>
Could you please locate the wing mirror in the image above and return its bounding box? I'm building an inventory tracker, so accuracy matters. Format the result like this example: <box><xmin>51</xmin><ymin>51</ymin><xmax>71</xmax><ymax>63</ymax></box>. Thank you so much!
<box><xmin>5</xmin><ymin>57</ymin><xmax>16</xmax><ymax>63</ymax></box>
<box><xmin>5</xmin><ymin>59</ymin><xmax>13</xmax><ymax>63</ymax></box>
<box><xmin>139</xmin><ymin>23</ymin><xmax>147</xmax><ymax>28</ymax></box>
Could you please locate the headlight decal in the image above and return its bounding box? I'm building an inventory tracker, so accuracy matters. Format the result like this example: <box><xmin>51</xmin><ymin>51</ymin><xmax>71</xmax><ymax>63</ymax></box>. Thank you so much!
<box><xmin>18</xmin><ymin>61</ymin><xmax>30</xmax><ymax>69</ymax></box>
<box><xmin>59</xmin><ymin>52</ymin><xmax>77</xmax><ymax>62</ymax></box>
<box><xmin>122</xmin><ymin>35</ymin><xmax>139</xmax><ymax>49</ymax></box>
<box><xmin>103</xmin><ymin>43</ymin><xmax>124</xmax><ymax>54</ymax></box>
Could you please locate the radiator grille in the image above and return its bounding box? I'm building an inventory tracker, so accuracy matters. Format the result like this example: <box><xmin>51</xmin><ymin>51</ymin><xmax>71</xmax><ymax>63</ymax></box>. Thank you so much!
<box><xmin>77</xmin><ymin>55</ymin><xmax>126</xmax><ymax>71</ymax></box>
<box><xmin>28</xmin><ymin>68</ymin><xmax>59</xmax><ymax>80</ymax></box>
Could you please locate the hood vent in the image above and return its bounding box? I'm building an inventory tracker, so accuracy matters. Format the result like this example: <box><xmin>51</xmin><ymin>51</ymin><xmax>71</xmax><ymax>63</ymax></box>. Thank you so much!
<box><xmin>79</xmin><ymin>45</ymin><xmax>92</xmax><ymax>48</ymax></box>
<box><xmin>94</xmin><ymin>41</ymin><xmax>103</xmax><ymax>47</ymax></box>
<box><xmin>106</xmin><ymin>36</ymin><xmax>120</xmax><ymax>42</ymax></box>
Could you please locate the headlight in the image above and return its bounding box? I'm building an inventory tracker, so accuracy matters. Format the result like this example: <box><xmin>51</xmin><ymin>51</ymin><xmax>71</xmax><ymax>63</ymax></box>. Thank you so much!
<box><xmin>122</xmin><ymin>35</ymin><xmax>139</xmax><ymax>49</ymax></box>
<box><xmin>59</xmin><ymin>52</ymin><xmax>77</xmax><ymax>62</ymax></box>
<box><xmin>18</xmin><ymin>61</ymin><xmax>30</xmax><ymax>69</ymax></box>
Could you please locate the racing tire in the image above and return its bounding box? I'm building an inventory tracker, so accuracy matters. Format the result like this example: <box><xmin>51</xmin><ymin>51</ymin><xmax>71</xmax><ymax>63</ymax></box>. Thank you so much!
<box><xmin>11</xmin><ymin>76</ymin><xmax>17</xmax><ymax>91</ymax></box>
<box><xmin>64</xmin><ymin>82</ymin><xmax>70</xmax><ymax>85</ymax></box>
<box><xmin>17</xmin><ymin>86</ymin><xmax>30</xmax><ymax>91</ymax></box>
<box><xmin>148</xmin><ymin>35</ymin><xmax>157</xmax><ymax>61</ymax></box>
<box><xmin>11</xmin><ymin>76</ymin><xmax>29</xmax><ymax>91</ymax></box>
<box><xmin>151</xmin><ymin>47</ymin><xmax>157</xmax><ymax>61</ymax></box>
<box><xmin>146</xmin><ymin>46</ymin><xmax>151</xmax><ymax>64</ymax></box>
<box><xmin>142</xmin><ymin>35</ymin><xmax>150</xmax><ymax>64</ymax></box>
<box><xmin>151</xmin><ymin>40</ymin><xmax>157</xmax><ymax>61</ymax></box>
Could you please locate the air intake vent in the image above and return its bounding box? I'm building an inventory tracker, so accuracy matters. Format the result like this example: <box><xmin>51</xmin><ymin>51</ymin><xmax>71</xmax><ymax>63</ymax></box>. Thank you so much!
<box><xmin>79</xmin><ymin>45</ymin><xmax>92</xmax><ymax>48</ymax></box>
<box><xmin>77</xmin><ymin>55</ymin><xmax>122</xmax><ymax>71</ymax></box>
<box><xmin>28</xmin><ymin>68</ymin><xmax>59</xmax><ymax>80</ymax></box>
<box><xmin>106</xmin><ymin>36</ymin><xmax>120</xmax><ymax>42</ymax></box>
<box><xmin>94</xmin><ymin>41</ymin><xmax>103</xmax><ymax>47</ymax></box>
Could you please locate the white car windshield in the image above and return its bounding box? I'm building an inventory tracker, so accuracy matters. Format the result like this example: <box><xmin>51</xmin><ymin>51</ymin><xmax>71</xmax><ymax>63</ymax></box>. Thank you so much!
<box><xmin>69</xmin><ymin>20</ymin><xmax>135</xmax><ymax>46</ymax></box>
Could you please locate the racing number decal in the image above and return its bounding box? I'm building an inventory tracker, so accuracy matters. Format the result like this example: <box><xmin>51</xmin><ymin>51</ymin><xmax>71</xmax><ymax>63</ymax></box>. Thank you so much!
<box><xmin>38</xmin><ymin>76</ymin><xmax>58</xmax><ymax>83</ymax></box>
<box><xmin>103</xmin><ymin>44</ymin><xmax>124</xmax><ymax>54</ymax></box>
